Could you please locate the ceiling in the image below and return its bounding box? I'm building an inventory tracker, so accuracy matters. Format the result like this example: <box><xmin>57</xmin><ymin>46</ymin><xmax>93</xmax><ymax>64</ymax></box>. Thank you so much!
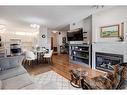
<box><xmin>0</xmin><ymin>6</ymin><xmax>113</xmax><ymax>31</ymax></box>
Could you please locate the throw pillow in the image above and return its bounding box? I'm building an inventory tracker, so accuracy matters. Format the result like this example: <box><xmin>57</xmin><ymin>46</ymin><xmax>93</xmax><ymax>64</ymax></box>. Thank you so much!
<box><xmin>91</xmin><ymin>75</ymin><xmax>112</xmax><ymax>89</ymax></box>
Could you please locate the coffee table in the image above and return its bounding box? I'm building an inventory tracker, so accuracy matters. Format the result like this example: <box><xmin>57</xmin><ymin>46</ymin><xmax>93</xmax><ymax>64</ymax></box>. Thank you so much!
<box><xmin>69</xmin><ymin>66</ymin><xmax>106</xmax><ymax>88</ymax></box>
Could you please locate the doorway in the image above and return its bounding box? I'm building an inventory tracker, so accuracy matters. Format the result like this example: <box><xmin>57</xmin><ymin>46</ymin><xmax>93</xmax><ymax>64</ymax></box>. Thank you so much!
<box><xmin>51</xmin><ymin>37</ymin><xmax>53</xmax><ymax>50</ymax></box>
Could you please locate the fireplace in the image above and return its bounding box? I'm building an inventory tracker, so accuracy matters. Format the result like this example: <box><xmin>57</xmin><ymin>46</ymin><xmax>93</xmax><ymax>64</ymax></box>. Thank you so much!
<box><xmin>96</xmin><ymin>52</ymin><xmax>123</xmax><ymax>72</ymax></box>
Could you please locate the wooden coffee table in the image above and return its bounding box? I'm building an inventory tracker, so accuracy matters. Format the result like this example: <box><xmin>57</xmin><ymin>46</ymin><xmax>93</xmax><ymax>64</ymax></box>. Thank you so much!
<box><xmin>69</xmin><ymin>67</ymin><xmax>106</xmax><ymax>88</ymax></box>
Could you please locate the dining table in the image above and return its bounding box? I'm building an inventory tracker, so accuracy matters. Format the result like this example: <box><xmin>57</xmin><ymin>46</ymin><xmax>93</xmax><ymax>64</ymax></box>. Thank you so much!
<box><xmin>35</xmin><ymin>49</ymin><xmax>47</xmax><ymax>64</ymax></box>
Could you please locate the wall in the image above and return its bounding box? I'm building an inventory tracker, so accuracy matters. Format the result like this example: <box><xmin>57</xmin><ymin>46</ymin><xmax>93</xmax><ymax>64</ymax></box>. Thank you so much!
<box><xmin>51</xmin><ymin>31</ymin><xmax>67</xmax><ymax>53</ymax></box>
<box><xmin>92</xmin><ymin>6</ymin><xmax>127</xmax><ymax>43</ymax></box>
<box><xmin>69</xmin><ymin>15</ymin><xmax>92</xmax><ymax>44</ymax></box>
<box><xmin>37</xmin><ymin>26</ymin><xmax>51</xmax><ymax>50</ymax></box>
<box><xmin>92</xmin><ymin>6</ymin><xmax>127</xmax><ymax>69</ymax></box>
<box><xmin>1</xmin><ymin>25</ymin><xmax>52</xmax><ymax>55</ymax></box>
<box><xmin>57</xmin><ymin>31</ymin><xmax>67</xmax><ymax>53</ymax></box>
<box><xmin>83</xmin><ymin>15</ymin><xmax>92</xmax><ymax>44</ymax></box>
<box><xmin>57</xmin><ymin>31</ymin><xmax>67</xmax><ymax>46</ymax></box>
<box><xmin>70</xmin><ymin>19</ymin><xmax>84</xmax><ymax>30</ymax></box>
<box><xmin>38</xmin><ymin>26</ymin><xmax>47</xmax><ymax>47</ymax></box>
<box><xmin>0</xmin><ymin>28</ymin><xmax>37</xmax><ymax>55</ymax></box>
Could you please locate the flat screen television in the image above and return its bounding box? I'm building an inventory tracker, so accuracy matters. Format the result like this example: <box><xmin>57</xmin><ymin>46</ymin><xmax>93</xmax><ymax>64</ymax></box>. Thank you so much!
<box><xmin>67</xmin><ymin>28</ymin><xmax>83</xmax><ymax>41</ymax></box>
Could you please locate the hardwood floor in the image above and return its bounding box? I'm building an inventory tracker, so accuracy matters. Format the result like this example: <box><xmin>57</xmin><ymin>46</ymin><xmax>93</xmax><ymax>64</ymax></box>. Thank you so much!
<box><xmin>25</xmin><ymin>54</ymin><xmax>105</xmax><ymax>80</ymax></box>
<box><xmin>51</xmin><ymin>54</ymin><xmax>82</xmax><ymax>79</ymax></box>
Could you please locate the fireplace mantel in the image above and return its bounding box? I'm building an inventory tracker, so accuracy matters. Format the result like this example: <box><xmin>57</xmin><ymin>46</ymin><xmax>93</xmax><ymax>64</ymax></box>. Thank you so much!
<box><xmin>92</xmin><ymin>42</ymin><xmax>127</xmax><ymax>69</ymax></box>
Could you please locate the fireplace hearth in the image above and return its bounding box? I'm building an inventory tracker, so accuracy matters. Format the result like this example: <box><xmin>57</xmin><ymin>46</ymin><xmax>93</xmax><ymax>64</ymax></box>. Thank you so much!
<box><xmin>96</xmin><ymin>52</ymin><xmax>123</xmax><ymax>72</ymax></box>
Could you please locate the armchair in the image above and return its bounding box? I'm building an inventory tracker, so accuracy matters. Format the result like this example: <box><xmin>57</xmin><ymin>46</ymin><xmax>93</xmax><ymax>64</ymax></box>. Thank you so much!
<box><xmin>81</xmin><ymin>62</ymin><xmax>127</xmax><ymax>89</ymax></box>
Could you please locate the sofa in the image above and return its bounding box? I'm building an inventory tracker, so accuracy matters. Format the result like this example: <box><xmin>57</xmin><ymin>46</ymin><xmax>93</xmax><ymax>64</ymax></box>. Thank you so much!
<box><xmin>0</xmin><ymin>55</ymin><xmax>40</xmax><ymax>89</ymax></box>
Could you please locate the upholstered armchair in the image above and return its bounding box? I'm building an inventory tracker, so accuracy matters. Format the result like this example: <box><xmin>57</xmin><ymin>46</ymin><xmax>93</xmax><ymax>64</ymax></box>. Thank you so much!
<box><xmin>81</xmin><ymin>62</ymin><xmax>127</xmax><ymax>89</ymax></box>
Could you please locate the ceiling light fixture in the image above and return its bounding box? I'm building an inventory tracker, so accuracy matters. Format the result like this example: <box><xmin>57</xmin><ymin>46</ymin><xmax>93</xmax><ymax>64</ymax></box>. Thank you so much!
<box><xmin>30</xmin><ymin>24</ymin><xmax>40</xmax><ymax>29</ymax></box>
<box><xmin>15</xmin><ymin>32</ymin><xmax>33</xmax><ymax>36</ymax></box>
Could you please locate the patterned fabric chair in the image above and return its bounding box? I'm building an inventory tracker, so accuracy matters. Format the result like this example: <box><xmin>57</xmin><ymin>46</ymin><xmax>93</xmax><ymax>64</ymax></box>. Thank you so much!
<box><xmin>81</xmin><ymin>62</ymin><xmax>127</xmax><ymax>89</ymax></box>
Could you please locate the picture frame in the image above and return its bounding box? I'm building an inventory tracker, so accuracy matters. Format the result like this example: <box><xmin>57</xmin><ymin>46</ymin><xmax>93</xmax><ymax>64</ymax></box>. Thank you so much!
<box><xmin>100</xmin><ymin>24</ymin><xmax>119</xmax><ymax>37</ymax></box>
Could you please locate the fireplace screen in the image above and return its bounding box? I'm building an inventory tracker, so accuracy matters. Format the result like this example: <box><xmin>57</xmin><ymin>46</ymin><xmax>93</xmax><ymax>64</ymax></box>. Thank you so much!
<box><xmin>96</xmin><ymin>52</ymin><xmax>123</xmax><ymax>72</ymax></box>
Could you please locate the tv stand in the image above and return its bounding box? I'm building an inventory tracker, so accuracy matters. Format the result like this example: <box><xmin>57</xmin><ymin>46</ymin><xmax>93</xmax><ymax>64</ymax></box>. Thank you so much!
<box><xmin>69</xmin><ymin>44</ymin><xmax>91</xmax><ymax>67</ymax></box>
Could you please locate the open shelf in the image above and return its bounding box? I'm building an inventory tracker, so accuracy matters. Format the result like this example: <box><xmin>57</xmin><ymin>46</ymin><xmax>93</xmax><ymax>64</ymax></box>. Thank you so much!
<box><xmin>72</xmin><ymin>49</ymin><xmax>89</xmax><ymax>52</ymax></box>
<box><xmin>69</xmin><ymin>44</ymin><xmax>91</xmax><ymax>67</ymax></box>
<box><xmin>72</xmin><ymin>55</ymin><xmax>89</xmax><ymax>59</ymax></box>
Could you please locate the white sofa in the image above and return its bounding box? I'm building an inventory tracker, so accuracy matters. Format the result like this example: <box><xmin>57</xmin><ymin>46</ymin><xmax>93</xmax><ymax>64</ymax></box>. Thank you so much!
<box><xmin>0</xmin><ymin>55</ymin><xmax>40</xmax><ymax>89</ymax></box>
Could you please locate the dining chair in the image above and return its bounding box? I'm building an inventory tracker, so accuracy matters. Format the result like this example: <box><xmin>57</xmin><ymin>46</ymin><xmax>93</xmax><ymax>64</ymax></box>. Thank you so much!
<box><xmin>43</xmin><ymin>50</ymin><xmax>53</xmax><ymax>64</ymax></box>
<box><xmin>24</xmin><ymin>51</ymin><xmax>37</xmax><ymax>66</ymax></box>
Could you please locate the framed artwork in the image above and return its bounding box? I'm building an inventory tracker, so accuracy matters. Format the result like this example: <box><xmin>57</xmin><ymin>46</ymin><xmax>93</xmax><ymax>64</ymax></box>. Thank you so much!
<box><xmin>100</xmin><ymin>24</ymin><xmax>119</xmax><ymax>37</ymax></box>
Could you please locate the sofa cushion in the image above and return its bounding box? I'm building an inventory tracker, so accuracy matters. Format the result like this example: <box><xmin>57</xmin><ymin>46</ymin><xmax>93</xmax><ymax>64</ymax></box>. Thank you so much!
<box><xmin>0</xmin><ymin>55</ymin><xmax>24</xmax><ymax>71</ymax></box>
<box><xmin>2</xmin><ymin>73</ymin><xmax>33</xmax><ymax>89</ymax></box>
<box><xmin>0</xmin><ymin>65</ymin><xmax>27</xmax><ymax>80</ymax></box>
<box><xmin>0</xmin><ymin>80</ymin><xmax>2</xmax><ymax>89</ymax></box>
<box><xmin>9</xmin><ymin>55</ymin><xmax>24</xmax><ymax>68</ymax></box>
<box><xmin>0</xmin><ymin>58</ymin><xmax>10</xmax><ymax>71</ymax></box>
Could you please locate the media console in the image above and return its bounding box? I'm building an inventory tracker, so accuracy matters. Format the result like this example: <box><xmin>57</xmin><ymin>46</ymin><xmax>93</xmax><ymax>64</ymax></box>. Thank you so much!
<box><xmin>69</xmin><ymin>44</ymin><xmax>92</xmax><ymax>67</ymax></box>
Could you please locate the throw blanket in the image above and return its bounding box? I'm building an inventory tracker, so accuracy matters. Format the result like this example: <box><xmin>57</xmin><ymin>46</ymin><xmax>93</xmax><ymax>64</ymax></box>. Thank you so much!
<box><xmin>90</xmin><ymin>75</ymin><xmax>112</xmax><ymax>89</ymax></box>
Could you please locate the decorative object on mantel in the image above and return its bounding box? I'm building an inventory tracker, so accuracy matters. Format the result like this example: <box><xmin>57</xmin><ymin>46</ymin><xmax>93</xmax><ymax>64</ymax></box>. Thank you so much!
<box><xmin>100</xmin><ymin>24</ymin><xmax>119</xmax><ymax>38</ymax></box>
<box><xmin>119</xmin><ymin>22</ymin><xmax>124</xmax><ymax>42</ymax></box>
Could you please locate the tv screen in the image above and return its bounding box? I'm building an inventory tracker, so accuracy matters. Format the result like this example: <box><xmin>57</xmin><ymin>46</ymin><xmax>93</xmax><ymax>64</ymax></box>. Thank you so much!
<box><xmin>67</xmin><ymin>28</ymin><xmax>83</xmax><ymax>41</ymax></box>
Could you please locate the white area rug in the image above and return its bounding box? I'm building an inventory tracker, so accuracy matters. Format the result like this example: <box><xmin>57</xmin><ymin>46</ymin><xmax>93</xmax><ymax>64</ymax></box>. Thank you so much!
<box><xmin>33</xmin><ymin>70</ymin><xmax>80</xmax><ymax>90</ymax></box>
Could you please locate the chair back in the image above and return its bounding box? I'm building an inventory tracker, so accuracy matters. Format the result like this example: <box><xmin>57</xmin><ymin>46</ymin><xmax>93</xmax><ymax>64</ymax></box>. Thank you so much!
<box><xmin>115</xmin><ymin>63</ymin><xmax>127</xmax><ymax>89</ymax></box>
<box><xmin>43</xmin><ymin>50</ymin><xmax>53</xmax><ymax>58</ymax></box>
<box><xmin>25</xmin><ymin>51</ymin><xmax>36</xmax><ymax>60</ymax></box>
<box><xmin>49</xmin><ymin>50</ymin><xmax>53</xmax><ymax>56</ymax></box>
<box><xmin>81</xmin><ymin>63</ymin><xmax>127</xmax><ymax>89</ymax></box>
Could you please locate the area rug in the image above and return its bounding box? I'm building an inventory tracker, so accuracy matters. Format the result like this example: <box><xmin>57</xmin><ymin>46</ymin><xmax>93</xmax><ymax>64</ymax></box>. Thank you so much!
<box><xmin>33</xmin><ymin>70</ymin><xmax>80</xmax><ymax>90</ymax></box>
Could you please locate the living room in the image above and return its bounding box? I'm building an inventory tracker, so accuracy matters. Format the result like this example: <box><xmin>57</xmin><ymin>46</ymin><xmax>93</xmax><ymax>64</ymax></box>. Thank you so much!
<box><xmin>0</xmin><ymin>5</ymin><xmax>127</xmax><ymax>91</ymax></box>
